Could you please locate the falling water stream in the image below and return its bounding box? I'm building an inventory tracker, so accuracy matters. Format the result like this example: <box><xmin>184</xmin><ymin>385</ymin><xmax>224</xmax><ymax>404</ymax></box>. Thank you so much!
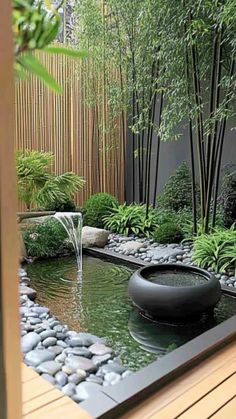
<box><xmin>54</xmin><ymin>212</ymin><xmax>83</xmax><ymax>277</ymax></box>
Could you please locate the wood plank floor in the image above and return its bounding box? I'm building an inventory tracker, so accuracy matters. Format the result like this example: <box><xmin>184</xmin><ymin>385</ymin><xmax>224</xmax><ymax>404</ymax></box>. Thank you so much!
<box><xmin>22</xmin><ymin>364</ymin><xmax>91</xmax><ymax>419</ymax></box>
<box><xmin>122</xmin><ymin>340</ymin><xmax>236</xmax><ymax>419</ymax></box>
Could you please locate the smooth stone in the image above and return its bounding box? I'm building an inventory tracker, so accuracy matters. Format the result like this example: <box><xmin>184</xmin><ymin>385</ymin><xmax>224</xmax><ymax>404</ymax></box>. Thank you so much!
<box><xmin>66</xmin><ymin>347</ymin><xmax>92</xmax><ymax>358</ymax></box>
<box><xmin>104</xmin><ymin>371</ymin><xmax>121</xmax><ymax>385</ymax></box>
<box><xmin>49</xmin><ymin>320</ymin><xmax>60</xmax><ymax>328</ymax></box>
<box><xmin>62</xmin><ymin>365</ymin><xmax>74</xmax><ymax>375</ymax></box>
<box><xmin>68</xmin><ymin>337</ymin><xmax>83</xmax><ymax>347</ymax></box>
<box><xmin>29</xmin><ymin>318</ymin><xmax>41</xmax><ymax>325</ymax></box>
<box><xmin>75</xmin><ymin>382</ymin><xmax>102</xmax><ymax>401</ymax></box>
<box><xmin>42</xmin><ymin>337</ymin><xmax>57</xmax><ymax>347</ymax></box>
<box><xmin>68</xmin><ymin>372</ymin><xmax>86</xmax><ymax>385</ymax></box>
<box><xmin>92</xmin><ymin>354</ymin><xmax>112</xmax><ymax>366</ymax></box>
<box><xmin>48</xmin><ymin>345</ymin><xmax>63</xmax><ymax>355</ymax></box>
<box><xmin>55</xmin><ymin>371</ymin><xmax>68</xmax><ymax>386</ymax></box>
<box><xmin>82</xmin><ymin>226</ymin><xmax>109</xmax><ymax>248</ymax></box>
<box><xmin>55</xmin><ymin>353</ymin><xmax>66</xmax><ymax>363</ymax></box>
<box><xmin>20</xmin><ymin>286</ymin><xmax>37</xmax><ymax>301</ymax></box>
<box><xmin>86</xmin><ymin>375</ymin><xmax>103</xmax><ymax>385</ymax></box>
<box><xmin>21</xmin><ymin>332</ymin><xmax>41</xmax><ymax>353</ymax></box>
<box><xmin>57</xmin><ymin>340</ymin><xmax>68</xmax><ymax>348</ymax></box>
<box><xmin>62</xmin><ymin>383</ymin><xmax>76</xmax><ymax>397</ymax></box>
<box><xmin>99</xmin><ymin>363</ymin><xmax>126</xmax><ymax>375</ymax></box>
<box><xmin>33</xmin><ymin>307</ymin><xmax>50</xmax><ymax>315</ymax></box>
<box><xmin>36</xmin><ymin>361</ymin><xmax>61</xmax><ymax>375</ymax></box>
<box><xmin>65</xmin><ymin>356</ymin><xmax>96</xmax><ymax>372</ymax></box>
<box><xmin>88</xmin><ymin>343</ymin><xmax>112</xmax><ymax>356</ymax></box>
<box><xmin>40</xmin><ymin>330</ymin><xmax>57</xmax><ymax>340</ymax></box>
<box><xmin>41</xmin><ymin>373</ymin><xmax>56</xmax><ymax>385</ymax></box>
<box><xmin>147</xmin><ymin>247</ymin><xmax>184</xmax><ymax>260</ymax></box>
<box><xmin>24</xmin><ymin>349</ymin><xmax>56</xmax><ymax>367</ymax></box>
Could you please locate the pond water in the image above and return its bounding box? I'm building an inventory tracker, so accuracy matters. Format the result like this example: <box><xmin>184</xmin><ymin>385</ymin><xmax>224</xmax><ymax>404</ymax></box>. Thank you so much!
<box><xmin>27</xmin><ymin>255</ymin><xmax>236</xmax><ymax>370</ymax></box>
<box><xmin>147</xmin><ymin>270</ymin><xmax>207</xmax><ymax>286</ymax></box>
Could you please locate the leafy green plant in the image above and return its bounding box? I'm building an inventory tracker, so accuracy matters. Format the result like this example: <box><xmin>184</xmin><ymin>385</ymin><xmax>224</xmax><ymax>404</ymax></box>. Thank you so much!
<box><xmin>16</xmin><ymin>150</ymin><xmax>85</xmax><ymax>210</ymax></box>
<box><xmin>13</xmin><ymin>0</ymin><xmax>87</xmax><ymax>91</ymax></box>
<box><xmin>152</xmin><ymin>222</ymin><xmax>184</xmax><ymax>244</ymax></box>
<box><xmin>220</xmin><ymin>170</ymin><xmax>236</xmax><ymax>227</ymax></box>
<box><xmin>157</xmin><ymin>162</ymin><xmax>198</xmax><ymax>212</ymax></box>
<box><xmin>103</xmin><ymin>203</ymin><xmax>158</xmax><ymax>237</ymax></box>
<box><xmin>42</xmin><ymin>197</ymin><xmax>77</xmax><ymax>212</ymax></box>
<box><xmin>83</xmin><ymin>193</ymin><xmax>119</xmax><ymax>228</ymax></box>
<box><xmin>192</xmin><ymin>227</ymin><xmax>236</xmax><ymax>274</ymax></box>
<box><xmin>23</xmin><ymin>217</ymin><xmax>73</xmax><ymax>258</ymax></box>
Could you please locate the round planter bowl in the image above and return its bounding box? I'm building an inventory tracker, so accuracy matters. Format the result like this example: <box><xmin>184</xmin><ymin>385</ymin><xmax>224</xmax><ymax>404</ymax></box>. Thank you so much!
<box><xmin>128</xmin><ymin>264</ymin><xmax>221</xmax><ymax>320</ymax></box>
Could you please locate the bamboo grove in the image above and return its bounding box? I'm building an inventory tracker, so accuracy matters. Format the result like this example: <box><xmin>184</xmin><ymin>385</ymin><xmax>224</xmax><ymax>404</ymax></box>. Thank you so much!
<box><xmin>72</xmin><ymin>0</ymin><xmax>236</xmax><ymax>234</ymax></box>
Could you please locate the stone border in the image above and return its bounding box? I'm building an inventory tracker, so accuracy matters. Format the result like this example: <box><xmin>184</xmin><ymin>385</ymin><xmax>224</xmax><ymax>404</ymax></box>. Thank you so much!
<box><xmin>80</xmin><ymin>315</ymin><xmax>236</xmax><ymax>418</ymax></box>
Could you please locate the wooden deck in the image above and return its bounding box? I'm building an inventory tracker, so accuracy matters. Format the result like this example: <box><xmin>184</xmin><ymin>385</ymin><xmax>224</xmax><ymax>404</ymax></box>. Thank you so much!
<box><xmin>22</xmin><ymin>364</ymin><xmax>91</xmax><ymax>419</ymax></box>
<box><xmin>122</xmin><ymin>340</ymin><xmax>236</xmax><ymax>419</ymax></box>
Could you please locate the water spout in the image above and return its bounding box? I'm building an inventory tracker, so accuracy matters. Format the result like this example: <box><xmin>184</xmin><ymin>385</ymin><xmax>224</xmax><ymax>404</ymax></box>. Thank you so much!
<box><xmin>54</xmin><ymin>212</ymin><xmax>83</xmax><ymax>278</ymax></box>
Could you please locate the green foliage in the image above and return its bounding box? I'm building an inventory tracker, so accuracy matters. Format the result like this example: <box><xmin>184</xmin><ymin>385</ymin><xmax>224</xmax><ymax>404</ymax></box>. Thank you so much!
<box><xmin>83</xmin><ymin>193</ymin><xmax>119</xmax><ymax>228</ymax></box>
<box><xmin>16</xmin><ymin>149</ymin><xmax>85</xmax><ymax>210</ymax></box>
<box><xmin>103</xmin><ymin>203</ymin><xmax>158</xmax><ymax>237</ymax></box>
<box><xmin>42</xmin><ymin>197</ymin><xmax>77</xmax><ymax>212</ymax></box>
<box><xmin>158</xmin><ymin>163</ymin><xmax>197</xmax><ymax>212</ymax></box>
<box><xmin>220</xmin><ymin>170</ymin><xmax>236</xmax><ymax>227</ymax></box>
<box><xmin>153</xmin><ymin>222</ymin><xmax>184</xmax><ymax>244</ymax></box>
<box><xmin>23</xmin><ymin>218</ymin><xmax>72</xmax><ymax>258</ymax></box>
<box><xmin>192</xmin><ymin>226</ymin><xmax>236</xmax><ymax>274</ymax></box>
<box><xmin>13</xmin><ymin>0</ymin><xmax>86</xmax><ymax>91</ymax></box>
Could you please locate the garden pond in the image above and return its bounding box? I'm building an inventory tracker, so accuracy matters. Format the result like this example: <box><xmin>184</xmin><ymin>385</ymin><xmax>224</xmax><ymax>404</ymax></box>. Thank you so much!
<box><xmin>27</xmin><ymin>255</ymin><xmax>236</xmax><ymax>371</ymax></box>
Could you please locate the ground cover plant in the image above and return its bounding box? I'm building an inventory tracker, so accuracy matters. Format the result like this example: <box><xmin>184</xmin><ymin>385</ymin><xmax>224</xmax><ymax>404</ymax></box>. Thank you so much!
<box><xmin>103</xmin><ymin>203</ymin><xmax>158</xmax><ymax>237</ymax></box>
<box><xmin>83</xmin><ymin>193</ymin><xmax>119</xmax><ymax>229</ymax></box>
<box><xmin>192</xmin><ymin>226</ymin><xmax>236</xmax><ymax>275</ymax></box>
<box><xmin>23</xmin><ymin>218</ymin><xmax>72</xmax><ymax>258</ymax></box>
<box><xmin>16</xmin><ymin>150</ymin><xmax>85</xmax><ymax>210</ymax></box>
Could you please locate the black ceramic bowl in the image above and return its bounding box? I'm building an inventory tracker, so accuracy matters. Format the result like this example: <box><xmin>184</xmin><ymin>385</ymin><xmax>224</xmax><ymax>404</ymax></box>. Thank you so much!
<box><xmin>128</xmin><ymin>264</ymin><xmax>221</xmax><ymax>320</ymax></box>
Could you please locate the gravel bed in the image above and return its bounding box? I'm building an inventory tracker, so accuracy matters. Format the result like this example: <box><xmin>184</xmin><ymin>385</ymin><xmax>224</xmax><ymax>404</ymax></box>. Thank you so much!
<box><xmin>105</xmin><ymin>233</ymin><xmax>236</xmax><ymax>288</ymax></box>
<box><xmin>19</xmin><ymin>268</ymin><xmax>131</xmax><ymax>404</ymax></box>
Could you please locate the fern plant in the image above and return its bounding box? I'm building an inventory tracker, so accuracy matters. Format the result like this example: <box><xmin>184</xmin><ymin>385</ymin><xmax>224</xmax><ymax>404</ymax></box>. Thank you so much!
<box><xmin>192</xmin><ymin>226</ymin><xmax>236</xmax><ymax>274</ymax></box>
<box><xmin>16</xmin><ymin>150</ymin><xmax>85</xmax><ymax>210</ymax></box>
<box><xmin>103</xmin><ymin>203</ymin><xmax>158</xmax><ymax>237</ymax></box>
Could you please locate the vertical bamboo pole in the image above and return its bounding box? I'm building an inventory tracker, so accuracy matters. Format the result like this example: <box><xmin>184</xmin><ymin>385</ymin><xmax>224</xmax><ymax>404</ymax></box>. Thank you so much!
<box><xmin>0</xmin><ymin>2</ymin><xmax>22</xmax><ymax>419</ymax></box>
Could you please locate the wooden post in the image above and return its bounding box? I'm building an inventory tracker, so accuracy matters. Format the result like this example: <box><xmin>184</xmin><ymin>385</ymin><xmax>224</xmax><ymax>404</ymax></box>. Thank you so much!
<box><xmin>0</xmin><ymin>2</ymin><xmax>22</xmax><ymax>419</ymax></box>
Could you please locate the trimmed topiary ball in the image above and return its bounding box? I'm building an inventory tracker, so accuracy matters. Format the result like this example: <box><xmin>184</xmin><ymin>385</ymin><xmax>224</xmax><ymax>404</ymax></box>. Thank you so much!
<box><xmin>83</xmin><ymin>193</ymin><xmax>119</xmax><ymax>228</ymax></box>
<box><xmin>153</xmin><ymin>222</ymin><xmax>184</xmax><ymax>244</ymax></box>
<box><xmin>157</xmin><ymin>162</ymin><xmax>198</xmax><ymax>211</ymax></box>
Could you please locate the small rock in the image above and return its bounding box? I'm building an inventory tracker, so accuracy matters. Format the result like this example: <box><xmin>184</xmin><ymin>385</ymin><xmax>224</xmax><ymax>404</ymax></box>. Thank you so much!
<box><xmin>65</xmin><ymin>356</ymin><xmax>96</xmax><ymax>372</ymax></box>
<box><xmin>40</xmin><ymin>330</ymin><xmax>57</xmax><ymax>340</ymax></box>
<box><xmin>66</xmin><ymin>347</ymin><xmax>92</xmax><ymax>358</ymax></box>
<box><xmin>104</xmin><ymin>371</ymin><xmax>121</xmax><ymax>385</ymax></box>
<box><xmin>37</xmin><ymin>361</ymin><xmax>61</xmax><ymax>375</ymax></box>
<box><xmin>92</xmin><ymin>354</ymin><xmax>112</xmax><ymax>366</ymax></box>
<box><xmin>24</xmin><ymin>349</ymin><xmax>55</xmax><ymax>367</ymax></box>
<box><xmin>89</xmin><ymin>343</ymin><xmax>112</xmax><ymax>356</ymax></box>
<box><xmin>68</xmin><ymin>372</ymin><xmax>86</xmax><ymax>385</ymax></box>
<box><xmin>62</xmin><ymin>383</ymin><xmax>76</xmax><ymax>397</ymax></box>
<box><xmin>42</xmin><ymin>337</ymin><xmax>57</xmax><ymax>347</ymax></box>
<box><xmin>99</xmin><ymin>362</ymin><xmax>126</xmax><ymax>375</ymax></box>
<box><xmin>86</xmin><ymin>375</ymin><xmax>103</xmax><ymax>385</ymax></box>
<box><xmin>20</xmin><ymin>286</ymin><xmax>37</xmax><ymax>301</ymax></box>
<box><xmin>55</xmin><ymin>371</ymin><xmax>68</xmax><ymax>387</ymax></box>
<box><xmin>21</xmin><ymin>332</ymin><xmax>41</xmax><ymax>353</ymax></box>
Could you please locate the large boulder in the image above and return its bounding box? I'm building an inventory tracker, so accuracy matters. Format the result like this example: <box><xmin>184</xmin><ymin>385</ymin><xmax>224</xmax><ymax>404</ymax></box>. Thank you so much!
<box><xmin>82</xmin><ymin>226</ymin><xmax>109</xmax><ymax>248</ymax></box>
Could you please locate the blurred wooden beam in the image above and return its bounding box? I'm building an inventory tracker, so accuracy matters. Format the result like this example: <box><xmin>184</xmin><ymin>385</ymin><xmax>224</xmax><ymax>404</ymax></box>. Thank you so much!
<box><xmin>0</xmin><ymin>2</ymin><xmax>22</xmax><ymax>419</ymax></box>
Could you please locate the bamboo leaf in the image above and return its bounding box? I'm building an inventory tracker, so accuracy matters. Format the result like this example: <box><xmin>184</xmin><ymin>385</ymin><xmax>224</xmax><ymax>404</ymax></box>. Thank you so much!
<box><xmin>43</xmin><ymin>46</ymin><xmax>88</xmax><ymax>59</ymax></box>
<box><xmin>17</xmin><ymin>54</ymin><xmax>62</xmax><ymax>93</ymax></box>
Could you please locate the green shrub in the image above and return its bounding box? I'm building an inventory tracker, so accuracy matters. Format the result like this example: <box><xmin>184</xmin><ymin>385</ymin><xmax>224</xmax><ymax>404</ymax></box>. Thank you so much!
<box><xmin>83</xmin><ymin>193</ymin><xmax>118</xmax><ymax>228</ymax></box>
<box><xmin>157</xmin><ymin>162</ymin><xmax>198</xmax><ymax>211</ymax></box>
<box><xmin>103</xmin><ymin>203</ymin><xmax>158</xmax><ymax>237</ymax></box>
<box><xmin>23</xmin><ymin>218</ymin><xmax>73</xmax><ymax>258</ymax></box>
<box><xmin>192</xmin><ymin>227</ymin><xmax>236</xmax><ymax>274</ymax></box>
<box><xmin>43</xmin><ymin>197</ymin><xmax>77</xmax><ymax>212</ymax></box>
<box><xmin>153</xmin><ymin>222</ymin><xmax>184</xmax><ymax>244</ymax></box>
<box><xmin>220</xmin><ymin>170</ymin><xmax>236</xmax><ymax>227</ymax></box>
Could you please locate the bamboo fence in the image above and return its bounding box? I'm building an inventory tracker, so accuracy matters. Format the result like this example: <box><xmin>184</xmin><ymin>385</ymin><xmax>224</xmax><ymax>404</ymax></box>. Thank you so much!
<box><xmin>14</xmin><ymin>51</ymin><xmax>126</xmax><ymax>210</ymax></box>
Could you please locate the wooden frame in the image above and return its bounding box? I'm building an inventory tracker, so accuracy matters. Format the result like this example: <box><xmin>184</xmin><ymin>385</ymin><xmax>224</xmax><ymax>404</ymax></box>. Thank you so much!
<box><xmin>0</xmin><ymin>2</ymin><xmax>22</xmax><ymax>419</ymax></box>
